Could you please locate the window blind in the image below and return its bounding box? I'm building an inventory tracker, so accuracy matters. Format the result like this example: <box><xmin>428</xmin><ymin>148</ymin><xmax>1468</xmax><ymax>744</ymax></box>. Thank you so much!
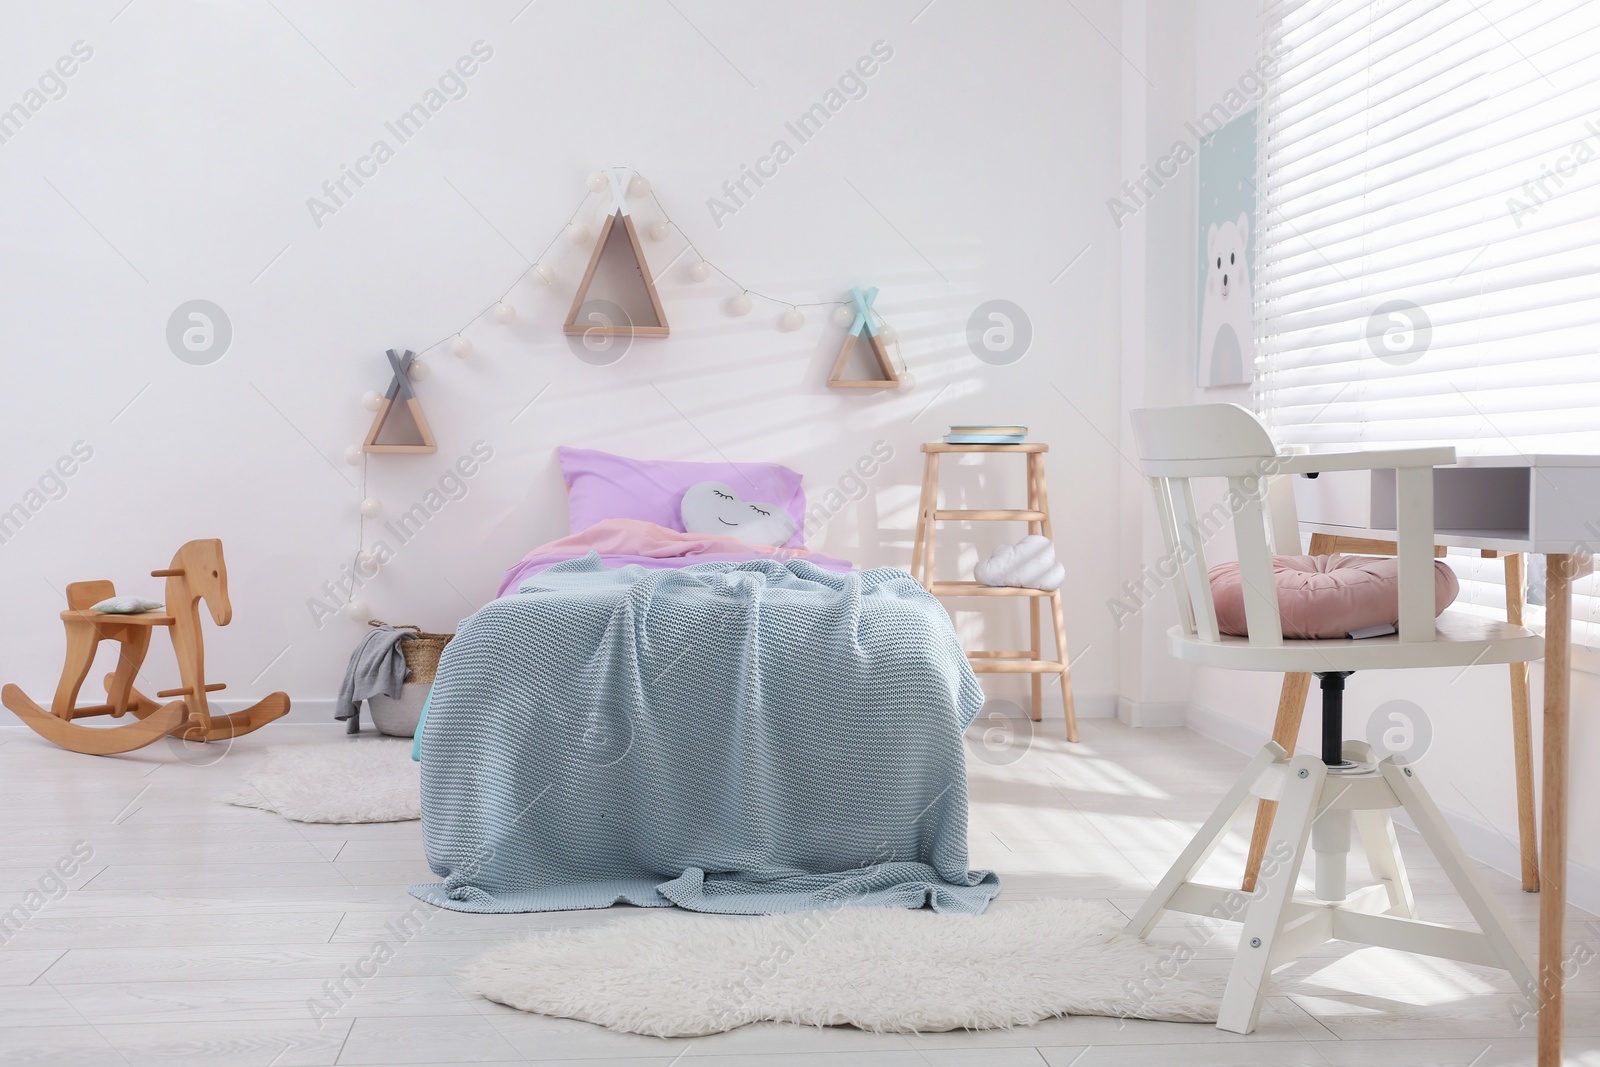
<box><xmin>1256</xmin><ymin>0</ymin><xmax>1600</xmax><ymax>648</ymax></box>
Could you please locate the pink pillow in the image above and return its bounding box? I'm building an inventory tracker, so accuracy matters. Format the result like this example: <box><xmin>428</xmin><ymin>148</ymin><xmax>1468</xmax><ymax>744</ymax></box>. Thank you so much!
<box><xmin>557</xmin><ymin>447</ymin><xmax>807</xmax><ymax>549</ymax></box>
<box><xmin>1209</xmin><ymin>555</ymin><xmax>1459</xmax><ymax>639</ymax></box>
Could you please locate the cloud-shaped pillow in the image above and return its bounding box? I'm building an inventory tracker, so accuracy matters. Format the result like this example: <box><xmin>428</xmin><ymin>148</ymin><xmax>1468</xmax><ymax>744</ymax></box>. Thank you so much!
<box><xmin>974</xmin><ymin>535</ymin><xmax>1065</xmax><ymax>591</ymax></box>
<box><xmin>680</xmin><ymin>481</ymin><xmax>797</xmax><ymax>547</ymax></box>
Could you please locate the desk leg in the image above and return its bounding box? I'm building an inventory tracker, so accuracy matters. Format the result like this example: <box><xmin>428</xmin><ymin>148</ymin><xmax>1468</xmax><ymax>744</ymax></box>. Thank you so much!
<box><xmin>1243</xmin><ymin>670</ymin><xmax>1311</xmax><ymax>893</ymax></box>
<box><xmin>1504</xmin><ymin>552</ymin><xmax>1539</xmax><ymax>893</ymax></box>
<box><xmin>1538</xmin><ymin>553</ymin><xmax>1574</xmax><ymax>1067</ymax></box>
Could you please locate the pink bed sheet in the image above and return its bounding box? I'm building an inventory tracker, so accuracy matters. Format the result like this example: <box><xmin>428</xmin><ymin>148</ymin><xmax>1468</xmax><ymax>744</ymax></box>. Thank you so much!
<box><xmin>496</xmin><ymin>518</ymin><xmax>855</xmax><ymax>597</ymax></box>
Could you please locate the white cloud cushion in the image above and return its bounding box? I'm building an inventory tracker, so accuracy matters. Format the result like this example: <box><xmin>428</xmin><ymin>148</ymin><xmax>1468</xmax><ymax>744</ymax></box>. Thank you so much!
<box><xmin>973</xmin><ymin>535</ymin><xmax>1065</xmax><ymax>591</ymax></box>
<box><xmin>680</xmin><ymin>481</ymin><xmax>797</xmax><ymax>548</ymax></box>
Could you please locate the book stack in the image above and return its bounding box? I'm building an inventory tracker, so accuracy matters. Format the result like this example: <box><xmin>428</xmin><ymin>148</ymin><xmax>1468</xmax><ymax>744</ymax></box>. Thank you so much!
<box><xmin>944</xmin><ymin>424</ymin><xmax>1027</xmax><ymax>445</ymax></box>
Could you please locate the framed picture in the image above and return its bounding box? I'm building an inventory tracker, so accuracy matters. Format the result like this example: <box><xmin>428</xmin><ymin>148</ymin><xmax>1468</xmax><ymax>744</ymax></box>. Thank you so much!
<box><xmin>1197</xmin><ymin>108</ymin><xmax>1257</xmax><ymax>388</ymax></box>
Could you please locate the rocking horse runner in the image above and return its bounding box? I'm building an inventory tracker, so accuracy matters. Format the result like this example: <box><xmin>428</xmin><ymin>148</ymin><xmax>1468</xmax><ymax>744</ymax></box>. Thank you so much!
<box><xmin>1</xmin><ymin>539</ymin><xmax>289</xmax><ymax>755</ymax></box>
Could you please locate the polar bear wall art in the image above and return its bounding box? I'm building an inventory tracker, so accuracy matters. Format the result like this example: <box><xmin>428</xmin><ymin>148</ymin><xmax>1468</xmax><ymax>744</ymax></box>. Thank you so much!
<box><xmin>1198</xmin><ymin>211</ymin><xmax>1253</xmax><ymax>388</ymax></box>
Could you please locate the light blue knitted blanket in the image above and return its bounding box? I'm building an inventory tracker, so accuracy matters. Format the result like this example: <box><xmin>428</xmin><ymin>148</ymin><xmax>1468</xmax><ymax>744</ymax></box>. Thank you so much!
<box><xmin>409</xmin><ymin>555</ymin><xmax>998</xmax><ymax>914</ymax></box>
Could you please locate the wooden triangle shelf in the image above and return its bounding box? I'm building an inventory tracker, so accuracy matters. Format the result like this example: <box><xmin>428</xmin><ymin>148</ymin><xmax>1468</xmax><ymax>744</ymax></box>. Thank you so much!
<box><xmin>828</xmin><ymin>329</ymin><xmax>899</xmax><ymax>388</ymax></box>
<box><xmin>363</xmin><ymin>349</ymin><xmax>436</xmax><ymax>454</ymax></box>
<box><xmin>564</xmin><ymin>210</ymin><xmax>669</xmax><ymax>338</ymax></box>
<box><xmin>828</xmin><ymin>285</ymin><xmax>899</xmax><ymax>388</ymax></box>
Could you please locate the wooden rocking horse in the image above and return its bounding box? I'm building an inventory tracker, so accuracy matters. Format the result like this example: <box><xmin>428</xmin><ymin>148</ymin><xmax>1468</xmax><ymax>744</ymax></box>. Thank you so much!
<box><xmin>1</xmin><ymin>539</ymin><xmax>289</xmax><ymax>755</ymax></box>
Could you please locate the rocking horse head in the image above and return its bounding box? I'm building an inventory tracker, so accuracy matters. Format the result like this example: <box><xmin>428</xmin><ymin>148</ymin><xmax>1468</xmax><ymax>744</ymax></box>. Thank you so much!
<box><xmin>158</xmin><ymin>540</ymin><xmax>232</xmax><ymax>626</ymax></box>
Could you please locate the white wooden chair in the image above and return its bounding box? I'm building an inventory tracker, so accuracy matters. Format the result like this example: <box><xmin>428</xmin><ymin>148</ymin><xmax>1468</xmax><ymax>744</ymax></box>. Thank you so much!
<box><xmin>1123</xmin><ymin>403</ymin><xmax>1544</xmax><ymax>1034</ymax></box>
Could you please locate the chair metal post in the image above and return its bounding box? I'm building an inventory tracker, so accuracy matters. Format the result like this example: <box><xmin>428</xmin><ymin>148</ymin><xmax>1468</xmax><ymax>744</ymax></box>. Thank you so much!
<box><xmin>1317</xmin><ymin>671</ymin><xmax>1354</xmax><ymax>767</ymax></box>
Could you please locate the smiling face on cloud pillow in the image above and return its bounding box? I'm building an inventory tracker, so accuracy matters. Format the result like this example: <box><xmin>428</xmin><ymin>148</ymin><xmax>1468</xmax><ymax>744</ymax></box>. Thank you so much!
<box><xmin>680</xmin><ymin>481</ymin><xmax>797</xmax><ymax>547</ymax></box>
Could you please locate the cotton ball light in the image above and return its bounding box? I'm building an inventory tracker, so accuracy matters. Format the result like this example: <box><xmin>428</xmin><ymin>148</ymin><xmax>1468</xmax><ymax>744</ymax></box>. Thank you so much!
<box><xmin>627</xmin><ymin>174</ymin><xmax>651</xmax><ymax>198</ymax></box>
<box><xmin>778</xmin><ymin>308</ymin><xmax>805</xmax><ymax>332</ymax></box>
<box><xmin>362</xmin><ymin>390</ymin><xmax>381</xmax><ymax>411</ymax></box>
<box><xmin>407</xmin><ymin>359</ymin><xmax>430</xmax><ymax>381</ymax></box>
<box><xmin>686</xmin><ymin>260</ymin><xmax>711</xmax><ymax>283</ymax></box>
<box><xmin>831</xmin><ymin>304</ymin><xmax>855</xmax><ymax>328</ymax></box>
<box><xmin>532</xmin><ymin>263</ymin><xmax>555</xmax><ymax>285</ymax></box>
<box><xmin>566</xmin><ymin>223</ymin><xmax>591</xmax><ymax>245</ymax></box>
<box><xmin>728</xmin><ymin>292</ymin><xmax>753</xmax><ymax>317</ymax></box>
<box><xmin>647</xmin><ymin>220</ymin><xmax>670</xmax><ymax>241</ymax></box>
<box><xmin>494</xmin><ymin>302</ymin><xmax>517</xmax><ymax>324</ymax></box>
<box><xmin>360</xmin><ymin>498</ymin><xmax>383</xmax><ymax>518</ymax></box>
<box><xmin>878</xmin><ymin>324</ymin><xmax>898</xmax><ymax>345</ymax></box>
<box><xmin>586</xmin><ymin>171</ymin><xmax>608</xmax><ymax>193</ymax></box>
<box><xmin>344</xmin><ymin>445</ymin><xmax>364</xmax><ymax>465</ymax></box>
<box><xmin>344</xmin><ymin>600</ymin><xmax>370</xmax><ymax>620</ymax></box>
<box><xmin>451</xmin><ymin>335</ymin><xmax>472</xmax><ymax>358</ymax></box>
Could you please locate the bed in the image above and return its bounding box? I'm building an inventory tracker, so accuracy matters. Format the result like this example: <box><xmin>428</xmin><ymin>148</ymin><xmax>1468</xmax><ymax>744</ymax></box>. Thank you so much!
<box><xmin>407</xmin><ymin>448</ymin><xmax>998</xmax><ymax>915</ymax></box>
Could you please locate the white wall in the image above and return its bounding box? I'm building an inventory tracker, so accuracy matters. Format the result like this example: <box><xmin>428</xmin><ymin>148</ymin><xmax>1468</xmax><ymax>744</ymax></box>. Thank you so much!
<box><xmin>0</xmin><ymin>1</ymin><xmax>1124</xmax><ymax>724</ymax></box>
<box><xmin>1129</xmin><ymin>0</ymin><xmax>1600</xmax><ymax>910</ymax></box>
<box><xmin>1115</xmin><ymin>0</ymin><xmax>1200</xmax><ymax>728</ymax></box>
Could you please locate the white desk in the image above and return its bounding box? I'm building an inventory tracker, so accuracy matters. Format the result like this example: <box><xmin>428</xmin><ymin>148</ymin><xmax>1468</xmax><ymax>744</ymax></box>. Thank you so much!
<box><xmin>1296</xmin><ymin>454</ymin><xmax>1596</xmax><ymax>1067</ymax></box>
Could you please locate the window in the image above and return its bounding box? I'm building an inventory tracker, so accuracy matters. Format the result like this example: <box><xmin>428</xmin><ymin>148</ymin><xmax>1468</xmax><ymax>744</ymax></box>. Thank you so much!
<box><xmin>1256</xmin><ymin>0</ymin><xmax>1600</xmax><ymax>648</ymax></box>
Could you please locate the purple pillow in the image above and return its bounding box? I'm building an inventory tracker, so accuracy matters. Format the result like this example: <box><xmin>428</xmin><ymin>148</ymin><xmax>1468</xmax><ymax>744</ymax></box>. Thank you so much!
<box><xmin>557</xmin><ymin>446</ymin><xmax>807</xmax><ymax>548</ymax></box>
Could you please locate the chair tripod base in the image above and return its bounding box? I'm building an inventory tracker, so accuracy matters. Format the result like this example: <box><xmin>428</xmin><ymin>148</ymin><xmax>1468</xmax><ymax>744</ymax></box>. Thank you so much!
<box><xmin>1124</xmin><ymin>740</ymin><xmax>1536</xmax><ymax>1034</ymax></box>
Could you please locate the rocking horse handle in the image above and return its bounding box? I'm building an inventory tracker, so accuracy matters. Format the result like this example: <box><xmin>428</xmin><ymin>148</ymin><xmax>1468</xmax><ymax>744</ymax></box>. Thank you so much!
<box><xmin>151</xmin><ymin>568</ymin><xmax>183</xmax><ymax>577</ymax></box>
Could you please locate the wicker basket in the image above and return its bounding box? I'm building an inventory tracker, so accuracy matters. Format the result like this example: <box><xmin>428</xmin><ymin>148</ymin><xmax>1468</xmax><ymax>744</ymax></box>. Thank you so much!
<box><xmin>366</xmin><ymin>621</ymin><xmax>453</xmax><ymax>738</ymax></box>
<box><xmin>369</xmin><ymin>620</ymin><xmax>453</xmax><ymax>685</ymax></box>
<box><xmin>367</xmin><ymin>684</ymin><xmax>428</xmax><ymax>738</ymax></box>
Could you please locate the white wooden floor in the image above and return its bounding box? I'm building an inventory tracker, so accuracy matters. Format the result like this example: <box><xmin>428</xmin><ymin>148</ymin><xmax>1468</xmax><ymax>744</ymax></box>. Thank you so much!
<box><xmin>1</xmin><ymin>717</ymin><xmax>1596</xmax><ymax>1067</ymax></box>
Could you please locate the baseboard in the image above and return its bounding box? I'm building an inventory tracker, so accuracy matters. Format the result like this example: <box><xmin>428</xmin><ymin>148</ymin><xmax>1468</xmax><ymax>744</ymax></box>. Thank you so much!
<box><xmin>1388</xmin><ymin>805</ymin><xmax>1600</xmax><ymax>916</ymax></box>
<box><xmin>4</xmin><ymin>692</ymin><xmax>1120</xmax><ymax>731</ymax></box>
<box><xmin>1182</xmin><ymin>700</ymin><xmax>1270</xmax><ymax>754</ymax></box>
<box><xmin>979</xmin><ymin>685</ymin><xmax>1118</xmax><ymax>721</ymax></box>
<box><xmin>1116</xmin><ymin>697</ymin><xmax>1188</xmax><ymax>727</ymax></box>
<box><xmin>1185</xmin><ymin>700</ymin><xmax>1600</xmax><ymax>917</ymax></box>
<box><xmin>228</xmin><ymin>696</ymin><xmax>338</xmax><ymax>727</ymax></box>
<box><xmin>1075</xmin><ymin>693</ymin><xmax>1118</xmax><ymax>719</ymax></box>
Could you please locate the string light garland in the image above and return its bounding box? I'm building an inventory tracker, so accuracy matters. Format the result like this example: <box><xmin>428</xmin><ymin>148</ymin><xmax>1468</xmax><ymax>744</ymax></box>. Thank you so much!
<box><xmin>340</xmin><ymin>166</ymin><xmax>908</xmax><ymax>625</ymax></box>
<box><xmin>399</xmin><ymin>166</ymin><xmax>902</xmax><ymax>360</ymax></box>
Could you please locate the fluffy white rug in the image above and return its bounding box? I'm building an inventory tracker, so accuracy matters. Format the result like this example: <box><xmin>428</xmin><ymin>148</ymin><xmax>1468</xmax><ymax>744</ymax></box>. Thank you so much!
<box><xmin>464</xmin><ymin>899</ymin><xmax>1217</xmax><ymax>1036</ymax></box>
<box><xmin>227</xmin><ymin>740</ymin><xmax>420</xmax><ymax>823</ymax></box>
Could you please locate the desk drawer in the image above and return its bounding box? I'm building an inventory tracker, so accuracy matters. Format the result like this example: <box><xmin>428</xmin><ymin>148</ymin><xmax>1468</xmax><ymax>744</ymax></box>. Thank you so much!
<box><xmin>1293</xmin><ymin>464</ymin><xmax>1535</xmax><ymax>551</ymax></box>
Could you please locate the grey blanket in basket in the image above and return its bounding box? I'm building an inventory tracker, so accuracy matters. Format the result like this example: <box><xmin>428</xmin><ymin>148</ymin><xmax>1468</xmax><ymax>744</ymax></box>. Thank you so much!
<box><xmin>336</xmin><ymin>626</ymin><xmax>411</xmax><ymax>733</ymax></box>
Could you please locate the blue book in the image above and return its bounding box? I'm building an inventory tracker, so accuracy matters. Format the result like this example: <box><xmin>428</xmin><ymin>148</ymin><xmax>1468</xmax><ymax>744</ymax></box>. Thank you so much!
<box><xmin>944</xmin><ymin>433</ymin><xmax>1027</xmax><ymax>444</ymax></box>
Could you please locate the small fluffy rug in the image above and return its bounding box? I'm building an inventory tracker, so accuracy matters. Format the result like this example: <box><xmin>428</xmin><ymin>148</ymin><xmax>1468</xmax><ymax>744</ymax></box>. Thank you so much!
<box><xmin>227</xmin><ymin>740</ymin><xmax>420</xmax><ymax>823</ymax></box>
<box><xmin>464</xmin><ymin>899</ymin><xmax>1218</xmax><ymax>1036</ymax></box>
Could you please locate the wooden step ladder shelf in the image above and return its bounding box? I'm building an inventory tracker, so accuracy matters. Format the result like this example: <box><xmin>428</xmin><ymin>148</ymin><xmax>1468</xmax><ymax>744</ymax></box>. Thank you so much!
<box><xmin>934</xmin><ymin>509</ymin><xmax>1047</xmax><ymax>521</ymax></box>
<box><xmin>927</xmin><ymin>581</ymin><xmax>1054</xmax><ymax>597</ymax></box>
<box><xmin>911</xmin><ymin>441</ymin><xmax>1078</xmax><ymax>740</ymax></box>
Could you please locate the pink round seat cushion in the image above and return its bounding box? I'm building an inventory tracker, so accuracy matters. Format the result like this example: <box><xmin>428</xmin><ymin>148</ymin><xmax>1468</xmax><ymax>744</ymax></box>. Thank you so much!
<box><xmin>1208</xmin><ymin>554</ymin><xmax>1459</xmax><ymax>639</ymax></box>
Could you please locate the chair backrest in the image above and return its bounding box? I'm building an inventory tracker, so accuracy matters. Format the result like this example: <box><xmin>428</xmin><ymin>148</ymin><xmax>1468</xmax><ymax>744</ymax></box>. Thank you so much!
<box><xmin>1130</xmin><ymin>403</ymin><xmax>1277</xmax><ymax>473</ymax></box>
<box><xmin>1129</xmin><ymin>403</ymin><xmax>1447</xmax><ymax>648</ymax></box>
<box><xmin>1129</xmin><ymin>404</ymin><xmax>1288</xmax><ymax>646</ymax></box>
<box><xmin>67</xmin><ymin>580</ymin><xmax>116</xmax><ymax>612</ymax></box>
